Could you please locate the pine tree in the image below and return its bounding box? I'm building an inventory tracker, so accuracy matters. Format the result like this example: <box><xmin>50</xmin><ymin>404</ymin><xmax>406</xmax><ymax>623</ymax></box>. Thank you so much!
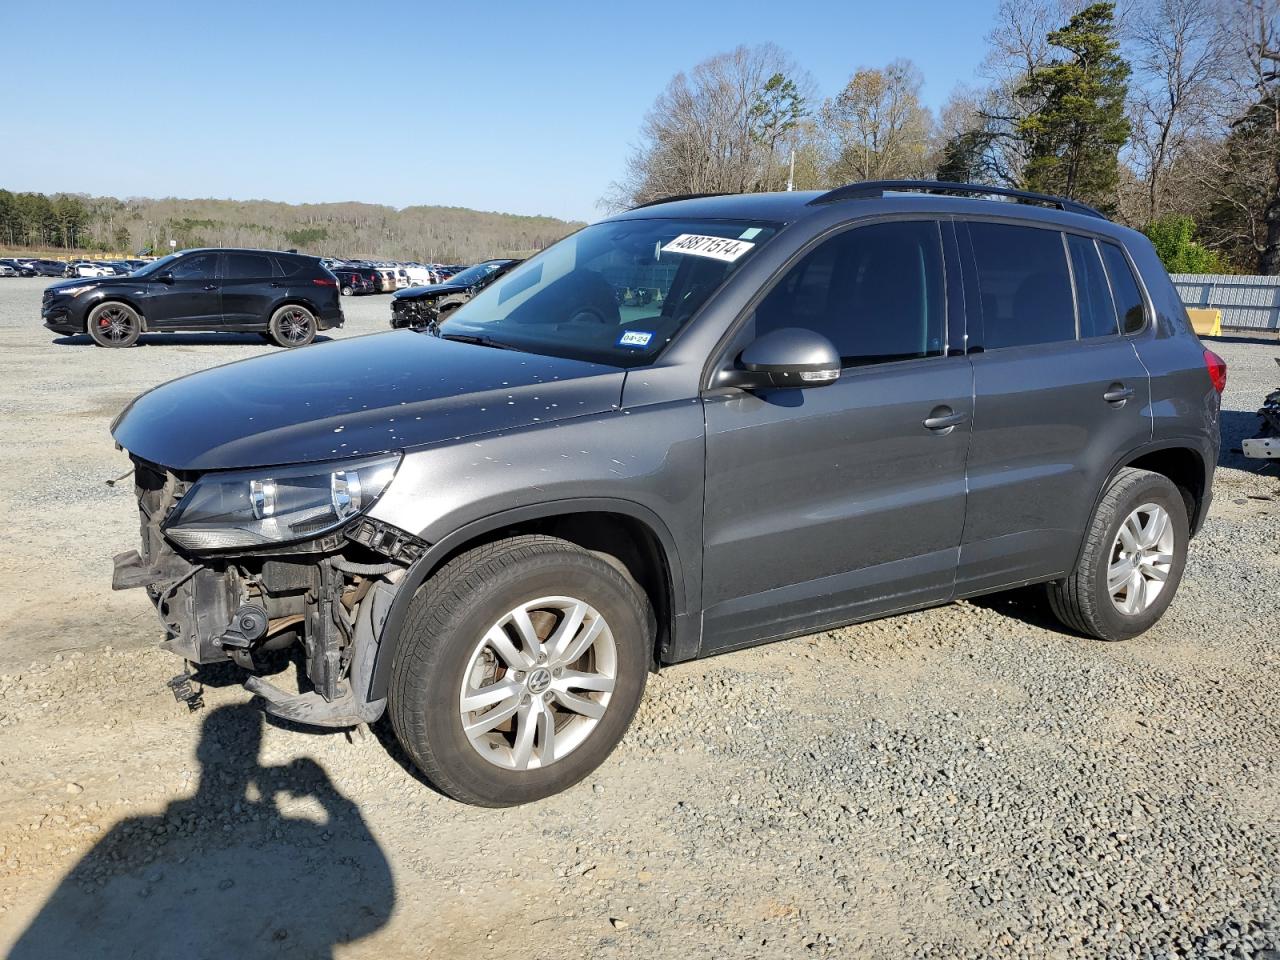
<box><xmin>1016</xmin><ymin>2</ymin><xmax>1131</xmax><ymax>210</ymax></box>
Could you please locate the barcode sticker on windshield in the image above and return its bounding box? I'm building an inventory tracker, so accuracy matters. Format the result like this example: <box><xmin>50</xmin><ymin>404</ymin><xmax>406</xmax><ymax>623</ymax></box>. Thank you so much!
<box><xmin>661</xmin><ymin>234</ymin><xmax>755</xmax><ymax>262</ymax></box>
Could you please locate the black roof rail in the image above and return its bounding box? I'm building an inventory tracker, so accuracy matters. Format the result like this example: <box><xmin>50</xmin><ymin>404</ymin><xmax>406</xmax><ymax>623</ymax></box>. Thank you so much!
<box><xmin>807</xmin><ymin>180</ymin><xmax>1107</xmax><ymax>220</ymax></box>
<box><xmin>628</xmin><ymin>192</ymin><xmax>729</xmax><ymax>210</ymax></box>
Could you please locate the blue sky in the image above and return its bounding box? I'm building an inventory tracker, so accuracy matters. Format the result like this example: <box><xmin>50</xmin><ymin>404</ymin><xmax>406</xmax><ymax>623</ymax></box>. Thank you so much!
<box><xmin>2</xmin><ymin>0</ymin><xmax>1000</xmax><ymax>222</ymax></box>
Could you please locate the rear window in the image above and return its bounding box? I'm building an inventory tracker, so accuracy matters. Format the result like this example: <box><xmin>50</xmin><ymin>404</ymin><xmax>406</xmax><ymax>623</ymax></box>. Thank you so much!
<box><xmin>969</xmin><ymin>222</ymin><xmax>1075</xmax><ymax>349</ymax></box>
<box><xmin>1099</xmin><ymin>242</ymin><xmax>1147</xmax><ymax>334</ymax></box>
<box><xmin>275</xmin><ymin>257</ymin><xmax>305</xmax><ymax>277</ymax></box>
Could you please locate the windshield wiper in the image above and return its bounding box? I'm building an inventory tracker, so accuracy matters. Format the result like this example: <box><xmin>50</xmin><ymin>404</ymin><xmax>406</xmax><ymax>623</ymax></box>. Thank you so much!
<box><xmin>438</xmin><ymin>332</ymin><xmax>525</xmax><ymax>353</ymax></box>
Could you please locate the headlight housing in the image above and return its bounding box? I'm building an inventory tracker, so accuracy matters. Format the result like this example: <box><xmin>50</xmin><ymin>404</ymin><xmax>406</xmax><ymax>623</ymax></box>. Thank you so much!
<box><xmin>163</xmin><ymin>454</ymin><xmax>401</xmax><ymax>551</ymax></box>
<box><xmin>58</xmin><ymin>284</ymin><xmax>96</xmax><ymax>297</ymax></box>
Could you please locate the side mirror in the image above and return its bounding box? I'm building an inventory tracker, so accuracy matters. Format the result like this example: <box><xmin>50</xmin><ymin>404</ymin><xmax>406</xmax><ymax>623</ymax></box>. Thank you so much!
<box><xmin>721</xmin><ymin>327</ymin><xmax>841</xmax><ymax>390</ymax></box>
<box><xmin>155</xmin><ymin>271</ymin><xmax>174</xmax><ymax>284</ymax></box>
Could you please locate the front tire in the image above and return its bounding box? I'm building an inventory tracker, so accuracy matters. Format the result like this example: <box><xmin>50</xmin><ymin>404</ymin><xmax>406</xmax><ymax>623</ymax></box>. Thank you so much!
<box><xmin>87</xmin><ymin>302</ymin><xmax>141</xmax><ymax>347</ymax></box>
<box><xmin>268</xmin><ymin>305</ymin><xmax>317</xmax><ymax>348</ymax></box>
<box><xmin>341</xmin><ymin>284</ymin><xmax>353</xmax><ymax>296</ymax></box>
<box><xmin>389</xmin><ymin>535</ymin><xmax>651</xmax><ymax>806</ymax></box>
<box><xmin>1047</xmin><ymin>468</ymin><xmax>1189</xmax><ymax>641</ymax></box>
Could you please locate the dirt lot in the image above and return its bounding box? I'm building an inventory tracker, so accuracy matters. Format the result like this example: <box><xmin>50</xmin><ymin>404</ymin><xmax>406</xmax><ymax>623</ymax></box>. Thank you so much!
<box><xmin>0</xmin><ymin>276</ymin><xmax>1276</xmax><ymax>959</ymax></box>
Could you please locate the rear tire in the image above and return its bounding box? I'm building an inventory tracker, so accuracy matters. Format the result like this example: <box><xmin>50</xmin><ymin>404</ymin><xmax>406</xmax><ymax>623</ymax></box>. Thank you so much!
<box><xmin>341</xmin><ymin>285</ymin><xmax>353</xmax><ymax>297</ymax></box>
<box><xmin>1047</xmin><ymin>468</ymin><xmax>1189</xmax><ymax>641</ymax></box>
<box><xmin>268</xmin><ymin>305</ymin><xmax>317</xmax><ymax>348</ymax></box>
<box><xmin>389</xmin><ymin>535</ymin><xmax>651</xmax><ymax>806</ymax></box>
<box><xmin>86</xmin><ymin>302</ymin><xmax>141</xmax><ymax>348</ymax></box>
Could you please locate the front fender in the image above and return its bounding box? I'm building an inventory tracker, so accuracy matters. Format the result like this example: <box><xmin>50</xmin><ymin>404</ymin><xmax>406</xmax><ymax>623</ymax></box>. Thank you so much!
<box><xmin>365</xmin><ymin>497</ymin><xmax>692</xmax><ymax>700</ymax></box>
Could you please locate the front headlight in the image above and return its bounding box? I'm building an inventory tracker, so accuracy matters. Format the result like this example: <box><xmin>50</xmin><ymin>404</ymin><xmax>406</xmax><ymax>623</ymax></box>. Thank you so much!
<box><xmin>163</xmin><ymin>454</ymin><xmax>401</xmax><ymax>551</ymax></box>
<box><xmin>58</xmin><ymin>284</ymin><xmax>96</xmax><ymax>297</ymax></box>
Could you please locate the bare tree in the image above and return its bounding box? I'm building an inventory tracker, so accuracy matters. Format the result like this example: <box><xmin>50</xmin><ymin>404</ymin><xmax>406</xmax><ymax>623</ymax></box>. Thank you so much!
<box><xmin>1189</xmin><ymin>0</ymin><xmax>1280</xmax><ymax>272</ymax></box>
<box><xmin>605</xmin><ymin>44</ymin><xmax>814</xmax><ymax>209</ymax></box>
<box><xmin>1126</xmin><ymin>0</ymin><xmax>1226</xmax><ymax>221</ymax></box>
<box><xmin>821</xmin><ymin>59</ymin><xmax>934</xmax><ymax>182</ymax></box>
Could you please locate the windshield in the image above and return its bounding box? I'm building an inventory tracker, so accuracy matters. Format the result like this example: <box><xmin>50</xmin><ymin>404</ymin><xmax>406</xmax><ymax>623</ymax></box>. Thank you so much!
<box><xmin>447</xmin><ymin>262</ymin><xmax>504</xmax><ymax>286</ymax></box>
<box><xmin>133</xmin><ymin>253</ymin><xmax>181</xmax><ymax>277</ymax></box>
<box><xmin>439</xmin><ymin>219</ymin><xmax>777</xmax><ymax>367</ymax></box>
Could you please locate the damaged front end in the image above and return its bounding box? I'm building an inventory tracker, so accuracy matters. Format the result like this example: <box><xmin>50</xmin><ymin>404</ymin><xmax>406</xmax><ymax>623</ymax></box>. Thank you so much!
<box><xmin>112</xmin><ymin>456</ymin><xmax>423</xmax><ymax>728</ymax></box>
<box><xmin>389</xmin><ymin>295</ymin><xmax>440</xmax><ymax>330</ymax></box>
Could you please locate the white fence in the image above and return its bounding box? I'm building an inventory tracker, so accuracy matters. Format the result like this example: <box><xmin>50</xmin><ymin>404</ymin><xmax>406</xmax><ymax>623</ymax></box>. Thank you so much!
<box><xmin>1171</xmin><ymin>274</ymin><xmax>1280</xmax><ymax>333</ymax></box>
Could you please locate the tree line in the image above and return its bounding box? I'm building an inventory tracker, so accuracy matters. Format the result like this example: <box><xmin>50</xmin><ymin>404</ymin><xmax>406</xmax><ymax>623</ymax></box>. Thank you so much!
<box><xmin>0</xmin><ymin>190</ymin><xmax>583</xmax><ymax>263</ymax></box>
<box><xmin>608</xmin><ymin>0</ymin><xmax>1279</xmax><ymax>275</ymax></box>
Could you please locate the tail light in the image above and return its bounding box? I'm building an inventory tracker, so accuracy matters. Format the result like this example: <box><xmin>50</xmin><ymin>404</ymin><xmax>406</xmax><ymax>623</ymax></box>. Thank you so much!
<box><xmin>1203</xmin><ymin>349</ymin><xmax>1227</xmax><ymax>393</ymax></box>
<box><xmin>312</xmin><ymin>277</ymin><xmax>337</xmax><ymax>287</ymax></box>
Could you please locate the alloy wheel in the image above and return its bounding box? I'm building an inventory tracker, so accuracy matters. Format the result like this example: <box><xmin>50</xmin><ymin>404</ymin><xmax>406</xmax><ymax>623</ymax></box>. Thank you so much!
<box><xmin>95</xmin><ymin>305</ymin><xmax>136</xmax><ymax>343</ymax></box>
<box><xmin>279</xmin><ymin>309</ymin><xmax>313</xmax><ymax>344</ymax></box>
<box><xmin>458</xmin><ymin>596</ymin><xmax>617</xmax><ymax>771</ymax></box>
<box><xmin>1108</xmin><ymin>502</ymin><xmax>1175</xmax><ymax>615</ymax></box>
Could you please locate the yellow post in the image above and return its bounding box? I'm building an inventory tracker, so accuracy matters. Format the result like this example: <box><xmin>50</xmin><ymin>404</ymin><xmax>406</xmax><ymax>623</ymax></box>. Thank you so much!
<box><xmin>1186</xmin><ymin>308</ymin><xmax>1222</xmax><ymax>338</ymax></box>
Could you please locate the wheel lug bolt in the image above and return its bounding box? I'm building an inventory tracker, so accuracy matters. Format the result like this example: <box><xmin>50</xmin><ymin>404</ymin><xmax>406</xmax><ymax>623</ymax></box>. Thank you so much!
<box><xmin>521</xmin><ymin>694</ymin><xmax>531</xmax><ymax>705</ymax></box>
<box><xmin>542</xmin><ymin>691</ymin><xmax>552</xmax><ymax>701</ymax></box>
<box><xmin>514</xmin><ymin>672</ymin><xmax>525</xmax><ymax>682</ymax></box>
<box><xmin>537</xmin><ymin>653</ymin><xmax>547</xmax><ymax>664</ymax></box>
<box><xmin>552</xmin><ymin>667</ymin><xmax>562</xmax><ymax>678</ymax></box>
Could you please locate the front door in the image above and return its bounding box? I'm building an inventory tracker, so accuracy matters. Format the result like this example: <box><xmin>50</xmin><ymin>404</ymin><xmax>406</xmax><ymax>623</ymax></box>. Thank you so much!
<box><xmin>700</xmin><ymin>219</ymin><xmax>973</xmax><ymax>654</ymax></box>
<box><xmin>220</xmin><ymin>251</ymin><xmax>278</xmax><ymax>328</ymax></box>
<box><xmin>147</xmin><ymin>252</ymin><xmax>221</xmax><ymax>328</ymax></box>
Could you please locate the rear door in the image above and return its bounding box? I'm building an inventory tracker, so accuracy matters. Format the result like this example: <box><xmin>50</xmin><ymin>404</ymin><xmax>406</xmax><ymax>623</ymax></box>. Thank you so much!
<box><xmin>146</xmin><ymin>252</ymin><xmax>221</xmax><ymax>328</ymax></box>
<box><xmin>700</xmin><ymin>218</ymin><xmax>973</xmax><ymax>653</ymax></box>
<box><xmin>955</xmin><ymin>220</ymin><xmax>1152</xmax><ymax>595</ymax></box>
<box><xmin>220</xmin><ymin>251</ymin><xmax>278</xmax><ymax>328</ymax></box>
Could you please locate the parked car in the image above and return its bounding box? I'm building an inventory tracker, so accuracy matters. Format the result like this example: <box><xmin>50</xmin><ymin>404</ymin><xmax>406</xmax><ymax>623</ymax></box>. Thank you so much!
<box><xmin>0</xmin><ymin>258</ymin><xmax>35</xmax><ymax>277</ymax></box>
<box><xmin>389</xmin><ymin>259</ymin><xmax>522</xmax><ymax>329</ymax></box>
<box><xmin>332</xmin><ymin>267</ymin><xmax>375</xmax><ymax>296</ymax></box>
<box><xmin>27</xmin><ymin>259</ymin><xmax>69</xmax><ymax>277</ymax></box>
<box><xmin>66</xmin><ymin>261</ymin><xmax>115</xmax><ymax>278</ymax></box>
<box><xmin>0</xmin><ymin>263</ymin><xmax>16</xmax><ymax>277</ymax></box>
<box><xmin>42</xmin><ymin>247</ymin><xmax>343</xmax><ymax>348</ymax></box>
<box><xmin>108</xmin><ymin>180</ymin><xmax>1221</xmax><ymax>807</ymax></box>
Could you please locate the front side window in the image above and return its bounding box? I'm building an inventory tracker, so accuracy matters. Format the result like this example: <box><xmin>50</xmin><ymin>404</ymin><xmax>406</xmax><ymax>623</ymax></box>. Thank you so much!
<box><xmin>224</xmin><ymin>253</ymin><xmax>274</xmax><ymax>280</ymax></box>
<box><xmin>440</xmin><ymin>218</ymin><xmax>778</xmax><ymax>367</ymax></box>
<box><xmin>1067</xmin><ymin>234</ymin><xmax>1120</xmax><ymax>339</ymax></box>
<box><xmin>168</xmin><ymin>253</ymin><xmax>218</xmax><ymax>281</ymax></box>
<box><xmin>1099</xmin><ymin>242</ymin><xmax>1147</xmax><ymax>334</ymax></box>
<box><xmin>969</xmin><ymin>222</ymin><xmax>1075</xmax><ymax>349</ymax></box>
<box><xmin>754</xmin><ymin>220</ymin><xmax>945</xmax><ymax>367</ymax></box>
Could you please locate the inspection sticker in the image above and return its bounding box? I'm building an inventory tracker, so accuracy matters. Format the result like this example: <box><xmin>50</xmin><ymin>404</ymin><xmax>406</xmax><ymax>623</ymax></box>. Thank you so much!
<box><xmin>617</xmin><ymin>330</ymin><xmax>654</xmax><ymax>348</ymax></box>
<box><xmin>660</xmin><ymin>233</ymin><xmax>755</xmax><ymax>262</ymax></box>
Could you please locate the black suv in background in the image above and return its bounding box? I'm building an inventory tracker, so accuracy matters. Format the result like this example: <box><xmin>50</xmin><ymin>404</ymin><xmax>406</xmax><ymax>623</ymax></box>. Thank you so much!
<box><xmin>42</xmin><ymin>248</ymin><xmax>344</xmax><ymax>348</ymax></box>
<box><xmin>333</xmin><ymin>266</ymin><xmax>378</xmax><ymax>296</ymax></box>
<box><xmin>389</xmin><ymin>258</ymin><xmax>521</xmax><ymax>328</ymax></box>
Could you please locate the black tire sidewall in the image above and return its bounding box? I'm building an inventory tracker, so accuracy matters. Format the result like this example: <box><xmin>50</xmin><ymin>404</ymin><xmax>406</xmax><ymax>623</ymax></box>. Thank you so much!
<box><xmin>269</xmin><ymin>305</ymin><xmax>316</xmax><ymax>347</ymax></box>
<box><xmin>86</xmin><ymin>302</ymin><xmax>141</xmax><ymax>347</ymax></box>
<box><xmin>1088</xmin><ymin>474</ymin><xmax>1189</xmax><ymax>640</ymax></box>
<box><xmin>392</xmin><ymin>548</ymin><xmax>649</xmax><ymax>806</ymax></box>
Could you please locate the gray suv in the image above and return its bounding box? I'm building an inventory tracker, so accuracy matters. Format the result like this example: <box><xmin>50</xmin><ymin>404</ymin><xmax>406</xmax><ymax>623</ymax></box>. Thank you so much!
<box><xmin>110</xmin><ymin>181</ymin><xmax>1224</xmax><ymax>806</ymax></box>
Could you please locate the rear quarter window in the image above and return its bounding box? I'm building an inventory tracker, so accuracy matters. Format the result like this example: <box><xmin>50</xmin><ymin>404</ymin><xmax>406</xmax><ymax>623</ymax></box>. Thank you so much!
<box><xmin>1099</xmin><ymin>242</ymin><xmax>1147</xmax><ymax>334</ymax></box>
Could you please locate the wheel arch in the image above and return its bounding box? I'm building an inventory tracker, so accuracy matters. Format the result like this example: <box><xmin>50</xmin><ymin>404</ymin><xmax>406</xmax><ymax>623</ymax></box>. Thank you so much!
<box><xmin>85</xmin><ymin>295</ymin><xmax>149</xmax><ymax>333</ymax></box>
<box><xmin>368</xmin><ymin>499</ymin><xmax>689</xmax><ymax>701</ymax></box>
<box><xmin>267</xmin><ymin>297</ymin><xmax>322</xmax><ymax>325</ymax></box>
<box><xmin>1078</xmin><ymin>439</ymin><xmax>1211</xmax><ymax>571</ymax></box>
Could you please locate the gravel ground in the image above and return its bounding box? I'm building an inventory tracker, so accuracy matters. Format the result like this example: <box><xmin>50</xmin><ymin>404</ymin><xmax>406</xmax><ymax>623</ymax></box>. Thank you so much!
<box><xmin>0</xmin><ymin>276</ymin><xmax>1276</xmax><ymax>959</ymax></box>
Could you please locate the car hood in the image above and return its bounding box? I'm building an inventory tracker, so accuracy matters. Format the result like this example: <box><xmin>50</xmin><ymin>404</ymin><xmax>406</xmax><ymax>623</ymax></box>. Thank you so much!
<box><xmin>393</xmin><ymin>281</ymin><xmax>468</xmax><ymax>301</ymax></box>
<box><xmin>46</xmin><ymin>275</ymin><xmax>130</xmax><ymax>292</ymax></box>
<box><xmin>112</xmin><ymin>331</ymin><xmax>626</xmax><ymax>471</ymax></box>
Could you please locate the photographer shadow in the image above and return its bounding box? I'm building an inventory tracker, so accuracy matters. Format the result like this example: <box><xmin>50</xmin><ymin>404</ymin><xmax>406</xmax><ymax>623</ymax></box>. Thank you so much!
<box><xmin>9</xmin><ymin>704</ymin><xmax>394</xmax><ymax>959</ymax></box>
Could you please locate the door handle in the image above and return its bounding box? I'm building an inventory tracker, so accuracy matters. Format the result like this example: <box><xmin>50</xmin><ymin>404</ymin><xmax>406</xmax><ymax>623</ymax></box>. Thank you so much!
<box><xmin>1103</xmin><ymin>384</ymin><xmax>1135</xmax><ymax>404</ymax></box>
<box><xmin>271</xmin><ymin>282</ymin><xmax>285</xmax><ymax>288</ymax></box>
<box><xmin>923</xmin><ymin>408</ymin><xmax>968</xmax><ymax>432</ymax></box>
<box><xmin>203</xmin><ymin>284</ymin><xmax>217</xmax><ymax>291</ymax></box>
